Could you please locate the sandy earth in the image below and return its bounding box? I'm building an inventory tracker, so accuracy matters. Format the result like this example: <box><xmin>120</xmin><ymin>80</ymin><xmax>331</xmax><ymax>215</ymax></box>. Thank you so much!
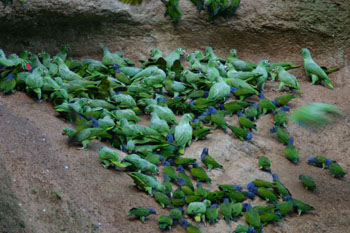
<box><xmin>0</xmin><ymin>48</ymin><xmax>350</xmax><ymax>233</ymax></box>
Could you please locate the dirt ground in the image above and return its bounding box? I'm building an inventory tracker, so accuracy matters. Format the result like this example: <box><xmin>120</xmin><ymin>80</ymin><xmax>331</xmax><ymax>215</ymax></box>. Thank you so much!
<box><xmin>1</xmin><ymin>46</ymin><xmax>350</xmax><ymax>233</ymax></box>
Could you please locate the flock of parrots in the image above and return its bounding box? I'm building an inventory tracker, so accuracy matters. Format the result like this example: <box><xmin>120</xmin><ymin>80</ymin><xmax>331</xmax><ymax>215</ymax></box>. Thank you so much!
<box><xmin>0</xmin><ymin>45</ymin><xmax>347</xmax><ymax>233</ymax></box>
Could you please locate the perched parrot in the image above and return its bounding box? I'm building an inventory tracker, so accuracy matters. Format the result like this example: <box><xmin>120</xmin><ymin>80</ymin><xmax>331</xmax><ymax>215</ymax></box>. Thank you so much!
<box><xmin>200</xmin><ymin>147</ymin><xmax>223</xmax><ymax>170</ymax></box>
<box><xmin>301</xmin><ymin>48</ymin><xmax>334</xmax><ymax>88</ymax></box>
<box><xmin>127</xmin><ymin>208</ymin><xmax>157</xmax><ymax>223</ymax></box>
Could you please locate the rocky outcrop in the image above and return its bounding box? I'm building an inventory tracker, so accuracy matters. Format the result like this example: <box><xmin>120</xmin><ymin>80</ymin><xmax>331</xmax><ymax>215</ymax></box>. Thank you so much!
<box><xmin>0</xmin><ymin>0</ymin><xmax>349</xmax><ymax>61</ymax></box>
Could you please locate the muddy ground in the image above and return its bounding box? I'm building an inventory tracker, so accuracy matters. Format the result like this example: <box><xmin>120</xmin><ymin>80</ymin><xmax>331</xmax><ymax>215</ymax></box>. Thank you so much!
<box><xmin>0</xmin><ymin>45</ymin><xmax>350</xmax><ymax>233</ymax></box>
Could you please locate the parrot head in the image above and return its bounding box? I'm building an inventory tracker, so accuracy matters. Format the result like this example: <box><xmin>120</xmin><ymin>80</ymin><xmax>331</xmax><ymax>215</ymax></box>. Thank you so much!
<box><xmin>325</xmin><ymin>158</ymin><xmax>332</xmax><ymax>167</ymax></box>
<box><xmin>176</xmin><ymin>177</ymin><xmax>185</xmax><ymax>186</ymax></box>
<box><xmin>246</xmin><ymin>182</ymin><xmax>257</xmax><ymax>191</ymax></box>
<box><xmin>196</xmin><ymin>183</ymin><xmax>203</xmax><ymax>188</ymax></box>
<box><xmin>281</xmin><ymin>105</ymin><xmax>290</xmax><ymax>112</ymax></box>
<box><xmin>270</xmin><ymin>126</ymin><xmax>277</xmax><ymax>133</ymax></box>
<box><xmin>245</xmin><ymin>192</ymin><xmax>255</xmax><ymax>200</ymax></box>
<box><xmin>242</xmin><ymin>202</ymin><xmax>252</xmax><ymax>212</ymax></box>
<box><xmin>203</xmin><ymin>91</ymin><xmax>209</xmax><ymax>98</ymax></box>
<box><xmin>162</xmin><ymin>161</ymin><xmax>170</xmax><ymax>167</ymax></box>
<box><xmin>247</xmin><ymin>227</ymin><xmax>257</xmax><ymax>233</ymax></box>
<box><xmin>282</xmin><ymin>195</ymin><xmax>292</xmax><ymax>201</ymax></box>
<box><xmin>229</xmin><ymin>49</ymin><xmax>237</xmax><ymax>57</ymax></box>
<box><xmin>301</xmin><ymin>48</ymin><xmax>311</xmax><ymax>58</ymax></box>
<box><xmin>219</xmin><ymin>103</ymin><xmax>225</xmax><ymax>110</ymax></box>
<box><xmin>298</xmin><ymin>174</ymin><xmax>304</xmax><ymax>180</ymax></box>
<box><xmin>234</xmin><ymin>184</ymin><xmax>243</xmax><ymax>191</ymax></box>
<box><xmin>272</xmin><ymin>173</ymin><xmax>280</xmax><ymax>181</ymax></box>
<box><xmin>148</xmin><ymin>208</ymin><xmax>157</xmax><ymax>215</ymax></box>
<box><xmin>230</xmin><ymin>87</ymin><xmax>238</xmax><ymax>94</ymax></box>
<box><xmin>180</xmin><ymin>219</ymin><xmax>189</xmax><ymax>228</ymax></box>
<box><xmin>245</xmin><ymin>132</ymin><xmax>253</xmax><ymax>141</ymax></box>
<box><xmin>208</xmin><ymin>106</ymin><xmax>217</xmax><ymax>114</ymax></box>
<box><xmin>237</xmin><ymin>112</ymin><xmax>244</xmax><ymax>117</ymax></box>
<box><xmin>287</xmin><ymin>137</ymin><xmax>294</xmax><ymax>146</ymax></box>
<box><xmin>258</xmin><ymin>93</ymin><xmax>265</xmax><ymax>100</ymax></box>
<box><xmin>272</xmin><ymin>99</ymin><xmax>279</xmax><ymax>107</ymax></box>
<box><xmin>307</xmin><ymin>157</ymin><xmax>317</xmax><ymax>164</ymax></box>
<box><xmin>211</xmin><ymin>204</ymin><xmax>219</xmax><ymax>208</ymax></box>
<box><xmin>223</xmin><ymin>198</ymin><xmax>230</xmax><ymax>203</ymax></box>
<box><xmin>176</xmin><ymin>165</ymin><xmax>185</xmax><ymax>173</ymax></box>
<box><xmin>7</xmin><ymin>74</ymin><xmax>15</xmax><ymax>79</ymax></box>
<box><xmin>166</xmin><ymin>133</ymin><xmax>174</xmax><ymax>143</ymax></box>
<box><xmin>201</xmin><ymin>147</ymin><xmax>209</xmax><ymax>156</ymax></box>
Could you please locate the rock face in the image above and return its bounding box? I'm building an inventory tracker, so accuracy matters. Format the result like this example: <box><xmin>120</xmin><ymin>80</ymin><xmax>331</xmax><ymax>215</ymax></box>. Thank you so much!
<box><xmin>1</xmin><ymin>1</ymin><xmax>350</xmax><ymax>233</ymax></box>
<box><xmin>0</xmin><ymin>0</ymin><xmax>349</xmax><ymax>61</ymax></box>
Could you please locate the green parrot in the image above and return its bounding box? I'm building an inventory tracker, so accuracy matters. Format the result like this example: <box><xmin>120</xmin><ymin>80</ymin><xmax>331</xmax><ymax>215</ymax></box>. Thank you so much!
<box><xmin>259</xmin><ymin>212</ymin><xmax>282</xmax><ymax>226</ymax></box>
<box><xmin>225</xmin><ymin>78</ymin><xmax>259</xmax><ymax>95</ymax></box>
<box><xmin>274</xmin><ymin>106</ymin><xmax>289</xmax><ymax>128</ymax></box>
<box><xmin>145</xmin><ymin>104</ymin><xmax>178</xmax><ymax>125</ymax></box>
<box><xmin>257</xmin><ymin>187</ymin><xmax>278</xmax><ymax>203</ymax></box>
<box><xmin>127</xmin><ymin>208</ymin><xmax>157</xmax><ymax>223</ymax></box>
<box><xmin>82</xmin><ymin>58</ymin><xmax>107</xmax><ymax>72</ymax></box>
<box><xmin>227</xmin><ymin>70</ymin><xmax>261</xmax><ymax>81</ymax></box>
<box><xmin>187</xmin><ymin>200</ymin><xmax>211</xmax><ymax>223</ymax></box>
<box><xmin>226</xmin><ymin>49</ymin><xmax>256</xmax><ymax>71</ymax></box>
<box><xmin>163</xmin><ymin>161</ymin><xmax>178</xmax><ymax>180</ymax></box>
<box><xmin>101</xmin><ymin>46</ymin><xmax>127</xmax><ymax>67</ymax></box>
<box><xmin>253</xmin><ymin>59</ymin><xmax>269</xmax><ymax>91</ymax></box>
<box><xmin>219</xmin><ymin>198</ymin><xmax>232</xmax><ymax>222</ymax></box>
<box><xmin>272</xmin><ymin>94</ymin><xmax>295</xmax><ymax>107</ymax></box>
<box><xmin>25</xmin><ymin>67</ymin><xmax>43</xmax><ymax>99</ymax></box>
<box><xmin>301</xmin><ymin>48</ymin><xmax>334</xmax><ymax>88</ymax></box>
<box><xmin>200</xmin><ymin>147</ymin><xmax>223</xmax><ymax>170</ymax></box>
<box><xmin>258</xmin><ymin>156</ymin><xmax>271</xmax><ymax>172</ymax></box>
<box><xmin>329</xmin><ymin>162</ymin><xmax>347</xmax><ymax>178</ymax></box>
<box><xmin>128</xmin><ymin>172</ymin><xmax>165</xmax><ymax>195</ymax></box>
<box><xmin>111</xmin><ymin>109</ymin><xmax>140</xmax><ymax>122</ymax></box>
<box><xmin>292</xmin><ymin>198</ymin><xmax>315</xmax><ymax>216</ymax></box>
<box><xmin>170</xmin><ymin>208</ymin><xmax>183</xmax><ymax>223</ymax></box>
<box><xmin>244</xmin><ymin>103</ymin><xmax>260</xmax><ymax>121</ymax></box>
<box><xmin>299</xmin><ymin>175</ymin><xmax>317</xmax><ymax>192</ymax></box>
<box><xmin>99</xmin><ymin>145</ymin><xmax>127</xmax><ymax>168</ymax></box>
<box><xmin>238</xmin><ymin>112</ymin><xmax>257</xmax><ymax>131</ymax></box>
<box><xmin>0</xmin><ymin>73</ymin><xmax>16</xmax><ymax>94</ymax></box>
<box><xmin>164</xmin><ymin>73</ymin><xmax>189</xmax><ymax>97</ymax></box>
<box><xmin>123</xmin><ymin>154</ymin><xmax>159</xmax><ymax>173</ymax></box>
<box><xmin>150</xmin><ymin>112</ymin><xmax>170</xmax><ymax>136</ymax></box>
<box><xmin>206</xmin><ymin>59</ymin><xmax>220</xmax><ymax>81</ymax></box>
<box><xmin>207</xmin><ymin>106</ymin><xmax>227</xmax><ymax>129</ymax></box>
<box><xmin>274</xmin><ymin>66</ymin><xmax>302</xmax><ymax>92</ymax></box>
<box><xmin>252</xmin><ymin>179</ymin><xmax>273</xmax><ymax>188</ymax></box>
<box><xmin>231</xmin><ymin>202</ymin><xmax>243</xmax><ymax>221</ymax></box>
<box><xmin>158</xmin><ymin>215</ymin><xmax>173</xmax><ymax>231</ymax></box>
<box><xmin>258</xmin><ymin>93</ymin><xmax>276</xmax><ymax>115</ymax></box>
<box><xmin>270</xmin><ymin>126</ymin><xmax>289</xmax><ymax>145</ymax></box>
<box><xmin>205</xmin><ymin>46</ymin><xmax>225</xmax><ymax>62</ymax></box>
<box><xmin>272</xmin><ymin>174</ymin><xmax>291</xmax><ymax>199</ymax></box>
<box><xmin>175</xmin><ymin>113</ymin><xmax>193</xmax><ymax>154</ymax></box>
<box><xmin>162</xmin><ymin>0</ymin><xmax>182</xmax><ymax>24</ymax></box>
<box><xmin>165</xmin><ymin>48</ymin><xmax>185</xmax><ymax>69</ymax></box>
<box><xmin>111</xmin><ymin>92</ymin><xmax>137</xmax><ymax>108</ymax></box>
<box><xmin>284</xmin><ymin>137</ymin><xmax>298</xmax><ymax>164</ymax></box>
<box><xmin>180</xmin><ymin>219</ymin><xmax>202</xmax><ymax>233</ymax></box>
<box><xmin>54</xmin><ymin>56</ymin><xmax>82</xmax><ymax>81</ymax></box>
<box><xmin>245</xmin><ymin>206</ymin><xmax>262</xmax><ymax>233</ymax></box>
<box><xmin>154</xmin><ymin>191</ymin><xmax>172</xmax><ymax>208</ymax></box>
<box><xmin>290</xmin><ymin>102</ymin><xmax>344</xmax><ymax>128</ymax></box>
<box><xmin>190</xmin><ymin>163</ymin><xmax>211</xmax><ymax>183</ymax></box>
<box><xmin>223</xmin><ymin>100</ymin><xmax>250</xmax><ymax>116</ymax></box>
<box><xmin>234</xmin><ymin>224</ymin><xmax>254</xmax><ymax>233</ymax></box>
<box><xmin>275</xmin><ymin>201</ymin><xmax>294</xmax><ymax>216</ymax></box>
<box><xmin>120</xmin><ymin>119</ymin><xmax>160</xmax><ymax>139</ymax></box>
<box><xmin>208</xmin><ymin>76</ymin><xmax>231</xmax><ymax>100</ymax></box>
<box><xmin>307</xmin><ymin>156</ymin><xmax>332</xmax><ymax>169</ymax></box>
<box><xmin>182</xmin><ymin>70</ymin><xmax>204</xmax><ymax>89</ymax></box>
<box><xmin>228</xmin><ymin>125</ymin><xmax>252</xmax><ymax>141</ymax></box>
<box><xmin>206</xmin><ymin>204</ymin><xmax>219</xmax><ymax>224</ymax></box>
